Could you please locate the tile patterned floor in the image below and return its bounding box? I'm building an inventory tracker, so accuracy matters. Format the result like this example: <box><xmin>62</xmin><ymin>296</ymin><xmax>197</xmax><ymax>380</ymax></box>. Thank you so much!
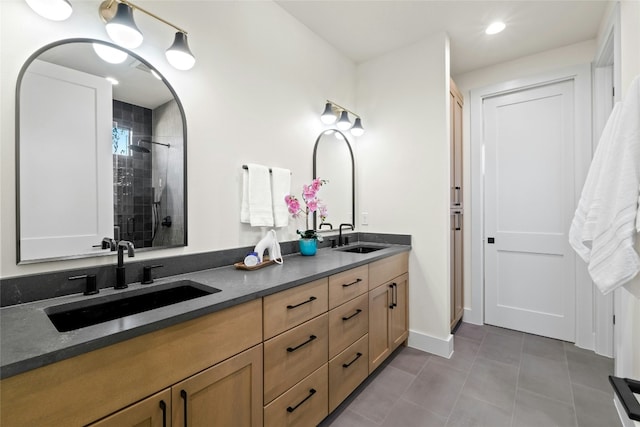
<box><xmin>320</xmin><ymin>323</ymin><xmax>620</xmax><ymax>427</ymax></box>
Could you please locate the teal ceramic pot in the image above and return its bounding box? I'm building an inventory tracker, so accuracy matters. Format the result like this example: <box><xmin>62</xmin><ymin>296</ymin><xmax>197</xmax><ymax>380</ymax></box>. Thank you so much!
<box><xmin>299</xmin><ymin>238</ymin><xmax>317</xmax><ymax>256</ymax></box>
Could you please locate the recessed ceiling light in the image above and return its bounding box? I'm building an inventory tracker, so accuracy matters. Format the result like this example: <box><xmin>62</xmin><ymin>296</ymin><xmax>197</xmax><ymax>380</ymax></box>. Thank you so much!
<box><xmin>485</xmin><ymin>21</ymin><xmax>506</xmax><ymax>35</ymax></box>
<box><xmin>106</xmin><ymin>77</ymin><xmax>119</xmax><ymax>85</ymax></box>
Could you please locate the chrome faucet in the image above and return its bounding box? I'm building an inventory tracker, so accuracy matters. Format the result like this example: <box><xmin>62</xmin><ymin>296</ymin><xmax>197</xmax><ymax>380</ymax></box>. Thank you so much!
<box><xmin>338</xmin><ymin>223</ymin><xmax>354</xmax><ymax>247</ymax></box>
<box><xmin>115</xmin><ymin>240</ymin><xmax>135</xmax><ymax>289</ymax></box>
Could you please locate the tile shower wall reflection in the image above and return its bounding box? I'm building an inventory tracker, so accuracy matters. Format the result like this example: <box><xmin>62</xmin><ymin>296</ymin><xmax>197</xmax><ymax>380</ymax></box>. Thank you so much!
<box><xmin>112</xmin><ymin>100</ymin><xmax>153</xmax><ymax>248</ymax></box>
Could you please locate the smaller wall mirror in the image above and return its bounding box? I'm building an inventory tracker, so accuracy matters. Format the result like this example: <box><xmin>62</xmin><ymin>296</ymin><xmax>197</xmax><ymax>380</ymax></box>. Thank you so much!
<box><xmin>16</xmin><ymin>39</ymin><xmax>187</xmax><ymax>263</ymax></box>
<box><xmin>312</xmin><ymin>129</ymin><xmax>355</xmax><ymax>230</ymax></box>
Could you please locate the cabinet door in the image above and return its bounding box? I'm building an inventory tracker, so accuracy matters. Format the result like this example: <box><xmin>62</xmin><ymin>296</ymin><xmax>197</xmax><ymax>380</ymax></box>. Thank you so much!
<box><xmin>172</xmin><ymin>344</ymin><xmax>263</xmax><ymax>427</ymax></box>
<box><xmin>88</xmin><ymin>389</ymin><xmax>171</xmax><ymax>427</ymax></box>
<box><xmin>368</xmin><ymin>284</ymin><xmax>391</xmax><ymax>373</ymax></box>
<box><xmin>390</xmin><ymin>273</ymin><xmax>409</xmax><ymax>350</ymax></box>
<box><xmin>453</xmin><ymin>215</ymin><xmax>464</xmax><ymax>326</ymax></box>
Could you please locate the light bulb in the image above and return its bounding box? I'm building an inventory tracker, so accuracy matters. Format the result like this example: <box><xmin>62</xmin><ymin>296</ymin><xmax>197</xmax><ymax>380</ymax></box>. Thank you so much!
<box><xmin>25</xmin><ymin>0</ymin><xmax>72</xmax><ymax>21</ymax></box>
<box><xmin>93</xmin><ymin>43</ymin><xmax>128</xmax><ymax>64</ymax></box>
<box><xmin>485</xmin><ymin>21</ymin><xmax>506</xmax><ymax>35</ymax></box>
<box><xmin>336</xmin><ymin>111</ymin><xmax>351</xmax><ymax>130</ymax></box>
<box><xmin>320</xmin><ymin>102</ymin><xmax>337</xmax><ymax>124</ymax></box>
<box><xmin>350</xmin><ymin>117</ymin><xmax>365</xmax><ymax>136</ymax></box>
<box><xmin>105</xmin><ymin>3</ymin><xmax>143</xmax><ymax>49</ymax></box>
<box><xmin>166</xmin><ymin>32</ymin><xmax>196</xmax><ymax>70</ymax></box>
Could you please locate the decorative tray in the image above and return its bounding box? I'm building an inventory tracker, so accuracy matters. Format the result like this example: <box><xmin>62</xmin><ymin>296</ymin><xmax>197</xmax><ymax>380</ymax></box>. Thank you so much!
<box><xmin>234</xmin><ymin>256</ymin><xmax>275</xmax><ymax>271</ymax></box>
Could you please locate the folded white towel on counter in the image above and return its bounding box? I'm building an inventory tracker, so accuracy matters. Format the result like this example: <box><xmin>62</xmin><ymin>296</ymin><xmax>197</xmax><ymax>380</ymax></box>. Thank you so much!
<box><xmin>569</xmin><ymin>76</ymin><xmax>640</xmax><ymax>294</ymax></box>
<box><xmin>241</xmin><ymin>164</ymin><xmax>274</xmax><ymax>227</ymax></box>
<box><xmin>271</xmin><ymin>167</ymin><xmax>291</xmax><ymax>228</ymax></box>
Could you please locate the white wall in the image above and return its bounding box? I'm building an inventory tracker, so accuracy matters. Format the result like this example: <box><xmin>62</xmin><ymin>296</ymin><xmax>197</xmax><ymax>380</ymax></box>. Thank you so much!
<box><xmin>356</xmin><ymin>33</ymin><xmax>453</xmax><ymax>355</ymax></box>
<box><xmin>452</xmin><ymin>39</ymin><xmax>597</xmax><ymax>320</ymax></box>
<box><xmin>0</xmin><ymin>1</ymin><xmax>356</xmax><ymax>278</ymax></box>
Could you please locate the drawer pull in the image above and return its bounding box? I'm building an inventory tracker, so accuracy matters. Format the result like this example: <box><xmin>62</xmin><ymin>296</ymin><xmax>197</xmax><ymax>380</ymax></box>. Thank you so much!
<box><xmin>287</xmin><ymin>296</ymin><xmax>317</xmax><ymax>309</ymax></box>
<box><xmin>287</xmin><ymin>335</ymin><xmax>317</xmax><ymax>352</ymax></box>
<box><xmin>342</xmin><ymin>352</ymin><xmax>363</xmax><ymax>368</ymax></box>
<box><xmin>159</xmin><ymin>400</ymin><xmax>167</xmax><ymax>427</ymax></box>
<box><xmin>286</xmin><ymin>388</ymin><xmax>317</xmax><ymax>413</ymax></box>
<box><xmin>180</xmin><ymin>390</ymin><xmax>188</xmax><ymax>427</ymax></box>
<box><xmin>392</xmin><ymin>283</ymin><xmax>398</xmax><ymax>308</ymax></box>
<box><xmin>342</xmin><ymin>309</ymin><xmax>363</xmax><ymax>321</ymax></box>
<box><xmin>342</xmin><ymin>278</ymin><xmax>363</xmax><ymax>288</ymax></box>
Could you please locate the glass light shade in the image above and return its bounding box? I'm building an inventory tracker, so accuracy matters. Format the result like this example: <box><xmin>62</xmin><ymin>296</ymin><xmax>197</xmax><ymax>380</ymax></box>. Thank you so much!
<box><xmin>350</xmin><ymin>117</ymin><xmax>365</xmax><ymax>136</ymax></box>
<box><xmin>166</xmin><ymin>32</ymin><xmax>196</xmax><ymax>70</ymax></box>
<box><xmin>92</xmin><ymin>43</ymin><xmax>128</xmax><ymax>64</ymax></box>
<box><xmin>25</xmin><ymin>0</ymin><xmax>72</xmax><ymax>21</ymax></box>
<box><xmin>105</xmin><ymin>3</ymin><xmax>143</xmax><ymax>49</ymax></box>
<box><xmin>336</xmin><ymin>110</ymin><xmax>351</xmax><ymax>130</ymax></box>
<box><xmin>320</xmin><ymin>102</ymin><xmax>337</xmax><ymax>124</ymax></box>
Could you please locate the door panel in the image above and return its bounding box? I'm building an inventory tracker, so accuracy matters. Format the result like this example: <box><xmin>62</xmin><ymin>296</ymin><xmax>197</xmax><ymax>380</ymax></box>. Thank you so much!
<box><xmin>484</xmin><ymin>80</ymin><xmax>576</xmax><ymax>341</ymax></box>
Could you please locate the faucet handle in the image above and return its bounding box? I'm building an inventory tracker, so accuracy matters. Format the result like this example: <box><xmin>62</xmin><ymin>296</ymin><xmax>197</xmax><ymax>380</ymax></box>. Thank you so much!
<box><xmin>69</xmin><ymin>274</ymin><xmax>98</xmax><ymax>296</ymax></box>
<box><xmin>142</xmin><ymin>265</ymin><xmax>163</xmax><ymax>285</ymax></box>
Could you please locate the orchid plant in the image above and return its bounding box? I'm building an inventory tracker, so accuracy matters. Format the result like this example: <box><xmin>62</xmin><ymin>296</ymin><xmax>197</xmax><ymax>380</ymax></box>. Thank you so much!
<box><xmin>285</xmin><ymin>178</ymin><xmax>328</xmax><ymax>239</ymax></box>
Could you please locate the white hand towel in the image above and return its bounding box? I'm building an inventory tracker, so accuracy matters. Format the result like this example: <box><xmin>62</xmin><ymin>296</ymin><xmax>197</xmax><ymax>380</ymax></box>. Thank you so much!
<box><xmin>243</xmin><ymin>164</ymin><xmax>274</xmax><ymax>227</ymax></box>
<box><xmin>271</xmin><ymin>167</ymin><xmax>291</xmax><ymax>227</ymax></box>
<box><xmin>570</xmin><ymin>76</ymin><xmax>640</xmax><ymax>294</ymax></box>
<box><xmin>241</xmin><ymin>169</ymin><xmax>250</xmax><ymax>223</ymax></box>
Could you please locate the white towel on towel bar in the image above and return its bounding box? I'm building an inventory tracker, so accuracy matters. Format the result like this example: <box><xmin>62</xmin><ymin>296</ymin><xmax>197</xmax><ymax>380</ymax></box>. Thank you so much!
<box><xmin>271</xmin><ymin>167</ymin><xmax>291</xmax><ymax>227</ymax></box>
<box><xmin>240</xmin><ymin>164</ymin><xmax>274</xmax><ymax>227</ymax></box>
<box><xmin>569</xmin><ymin>76</ymin><xmax>640</xmax><ymax>294</ymax></box>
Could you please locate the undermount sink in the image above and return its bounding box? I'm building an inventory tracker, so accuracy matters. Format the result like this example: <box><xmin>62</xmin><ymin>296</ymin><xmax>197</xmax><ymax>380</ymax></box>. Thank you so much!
<box><xmin>338</xmin><ymin>245</ymin><xmax>387</xmax><ymax>254</ymax></box>
<box><xmin>46</xmin><ymin>280</ymin><xmax>221</xmax><ymax>332</ymax></box>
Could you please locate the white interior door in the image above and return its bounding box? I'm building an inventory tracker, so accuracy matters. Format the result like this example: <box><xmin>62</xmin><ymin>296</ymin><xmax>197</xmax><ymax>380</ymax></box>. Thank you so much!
<box><xmin>20</xmin><ymin>59</ymin><xmax>113</xmax><ymax>261</ymax></box>
<box><xmin>484</xmin><ymin>79</ymin><xmax>576</xmax><ymax>342</ymax></box>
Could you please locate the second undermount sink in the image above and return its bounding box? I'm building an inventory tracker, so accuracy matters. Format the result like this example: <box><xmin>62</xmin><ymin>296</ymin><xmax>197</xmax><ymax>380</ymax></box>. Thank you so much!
<box><xmin>338</xmin><ymin>245</ymin><xmax>387</xmax><ymax>254</ymax></box>
<box><xmin>46</xmin><ymin>280</ymin><xmax>221</xmax><ymax>332</ymax></box>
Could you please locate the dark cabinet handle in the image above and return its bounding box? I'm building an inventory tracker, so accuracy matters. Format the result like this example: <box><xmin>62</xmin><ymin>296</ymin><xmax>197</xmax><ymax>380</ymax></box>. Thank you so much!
<box><xmin>286</xmin><ymin>388</ymin><xmax>316</xmax><ymax>413</ymax></box>
<box><xmin>180</xmin><ymin>390</ymin><xmax>188</xmax><ymax>427</ymax></box>
<box><xmin>393</xmin><ymin>283</ymin><xmax>398</xmax><ymax>308</ymax></box>
<box><xmin>287</xmin><ymin>296</ymin><xmax>317</xmax><ymax>309</ymax></box>
<box><xmin>342</xmin><ymin>309</ymin><xmax>362</xmax><ymax>321</ymax></box>
<box><xmin>389</xmin><ymin>284</ymin><xmax>394</xmax><ymax>309</ymax></box>
<box><xmin>159</xmin><ymin>400</ymin><xmax>167</xmax><ymax>427</ymax></box>
<box><xmin>342</xmin><ymin>278</ymin><xmax>363</xmax><ymax>288</ymax></box>
<box><xmin>342</xmin><ymin>352</ymin><xmax>363</xmax><ymax>368</ymax></box>
<box><xmin>287</xmin><ymin>335</ymin><xmax>317</xmax><ymax>352</ymax></box>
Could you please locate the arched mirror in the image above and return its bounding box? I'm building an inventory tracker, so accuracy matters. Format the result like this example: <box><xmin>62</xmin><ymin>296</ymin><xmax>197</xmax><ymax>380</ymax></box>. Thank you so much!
<box><xmin>16</xmin><ymin>39</ymin><xmax>187</xmax><ymax>263</ymax></box>
<box><xmin>312</xmin><ymin>129</ymin><xmax>355</xmax><ymax>230</ymax></box>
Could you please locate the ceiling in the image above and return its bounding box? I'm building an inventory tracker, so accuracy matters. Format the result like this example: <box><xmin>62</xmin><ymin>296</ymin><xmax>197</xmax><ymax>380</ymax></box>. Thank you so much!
<box><xmin>276</xmin><ymin>0</ymin><xmax>609</xmax><ymax>75</ymax></box>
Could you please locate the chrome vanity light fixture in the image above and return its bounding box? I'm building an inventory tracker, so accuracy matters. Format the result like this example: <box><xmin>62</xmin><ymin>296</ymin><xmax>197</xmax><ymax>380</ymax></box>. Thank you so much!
<box><xmin>25</xmin><ymin>0</ymin><xmax>72</xmax><ymax>21</ymax></box>
<box><xmin>320</xmin><ymin>100</ymin><xmax>365</xmax><ymax>136</ymax></box>
<box><xmin>99</xmin><ymin>0</ymin><xmax>196</xmax><ymax>70</ymax></box>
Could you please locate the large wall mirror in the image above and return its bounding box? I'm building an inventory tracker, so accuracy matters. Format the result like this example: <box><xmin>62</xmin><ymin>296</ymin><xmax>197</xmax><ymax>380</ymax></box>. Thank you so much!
<box><xmin>16</xmin><ymin>39</ymin><xmax>187</xmax><ymax>263</ymax></box>
<box><xmin>312</xmin><ymin>129</ymin><xmax>355</xmax><ymax>230</ymax></box>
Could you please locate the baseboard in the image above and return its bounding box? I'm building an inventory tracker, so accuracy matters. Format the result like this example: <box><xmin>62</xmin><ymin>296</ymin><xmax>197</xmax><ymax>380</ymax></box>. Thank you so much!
<box><xmin>614</xmin><ymin>395</ymin><xmax>638</xmax><ymax>427</ymax></box>
<box><xmin>408</xmin><ymin>329</ymin><xmax>453</xmax><ymax>359</ymax></box>
<box><xmin>463</xmin><ymin>307</ymin><xmax>482</xmax><ymax>325</ymax></box>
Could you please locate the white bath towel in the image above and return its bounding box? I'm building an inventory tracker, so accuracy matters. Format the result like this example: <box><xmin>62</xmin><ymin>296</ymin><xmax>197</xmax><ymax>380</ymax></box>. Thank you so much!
<box><xmin>241</xmin><ymin>164</ymin><xmax>274</xmax><ymax>227</ymax></box>
<box><xmin>271</xmin><ymin>167</ymin><xmax>291</xmax><ymax>227</ymax></box>
<box><xmin>569</xmin><ymin>76</ymin><xmax>640</xmax><ymax>294</ymax></box>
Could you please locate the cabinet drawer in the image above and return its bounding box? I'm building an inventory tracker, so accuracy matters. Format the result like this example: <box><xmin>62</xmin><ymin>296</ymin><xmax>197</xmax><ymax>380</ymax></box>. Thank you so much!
<box><xmin>264</xmin><ymin>313</ymin><xmax>328</xmax><ymax>404</ymax></box>
<box><xmin>369</xmin><ymin>252</ymin><xmax>408</xmax><ymax>289</ymax></box>
<box><xmin>328</xmin><ymin>293</ymin><xmax>368</xmax><ymax>359</ymax></box>
<box><xmin>329</xmin><ymin>334</ymin><xmax>368</xmax><ymax>413</ymax></box>
<box><xmin>263</xmin><ymin>278</ymin><xmax>328</xmax><ymax>340</ymax></box>
<box><xmin>264</xmin><ymin>364</ymin><xmax>328</xmax><ymax>427</ymax></box>
<box><xmin>328</xmin><ymin>266</ymin><xmax>369</xmax><ymax>309</ymax></box>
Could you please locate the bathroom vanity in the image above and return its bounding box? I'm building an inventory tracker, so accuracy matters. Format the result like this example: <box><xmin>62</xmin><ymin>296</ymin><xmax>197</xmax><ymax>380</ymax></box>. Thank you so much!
<box><xmin>0</xmin><ymin>245</ymin><xmax>409</xmax><ymax>426</ymax></box>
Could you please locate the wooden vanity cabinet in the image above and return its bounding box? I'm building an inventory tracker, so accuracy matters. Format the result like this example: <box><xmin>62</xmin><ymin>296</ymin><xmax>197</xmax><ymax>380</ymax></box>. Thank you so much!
<box><xmin>1</xmin><ymin>299</ymin><xmax>263</xmax><ymax>427</ymax></box>
<box><xmin>172</xmin><ymin>344</ymin><xmax>263</xmax><ymax>427</ymax></box>
<box><xmin>368</xmin><ymin>253</ymin><xmax>409</xmax><ymax>373</ymax></box>
<box><xmin>87</xmin><ymin>389</ymin><xmax>172</xmax><ymax>427</ymax></box>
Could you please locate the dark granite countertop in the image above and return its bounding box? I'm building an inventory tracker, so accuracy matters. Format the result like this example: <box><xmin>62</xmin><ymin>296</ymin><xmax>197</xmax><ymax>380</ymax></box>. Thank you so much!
<box><xmin>0</xmin><ymin>243</ymin><xmax>409</xmax><ymax>380</ymax></box>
